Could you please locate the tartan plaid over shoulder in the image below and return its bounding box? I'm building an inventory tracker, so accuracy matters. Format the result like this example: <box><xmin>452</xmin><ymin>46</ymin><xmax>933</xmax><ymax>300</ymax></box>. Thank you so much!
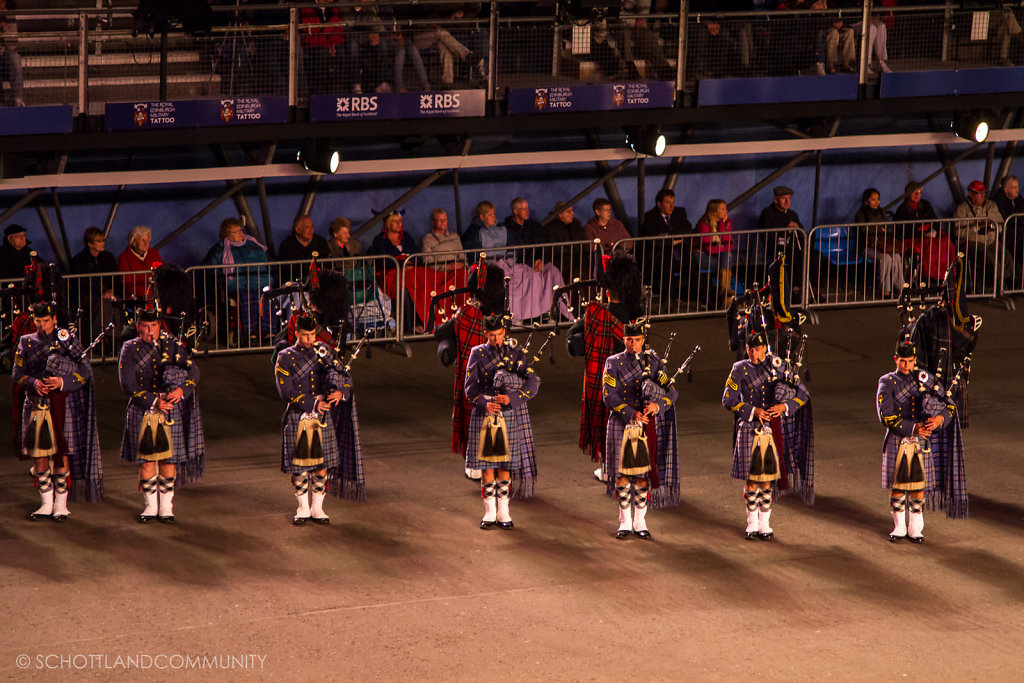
<box><xmin>450</xmin><ymin>304</ymin><xmax>485</xmax><ymax>455</ymax></box>
<box><xmin>580</xmin><ymin>302</ymin><xmax>623</xmax><ymax>462</ymax></box>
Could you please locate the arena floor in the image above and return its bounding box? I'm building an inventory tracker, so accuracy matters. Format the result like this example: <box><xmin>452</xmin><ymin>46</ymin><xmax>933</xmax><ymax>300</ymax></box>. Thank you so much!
<box><xmin>2</xmin><ymin>304</ymin><xmax>1023</xmax><ymax>681</ymax></box>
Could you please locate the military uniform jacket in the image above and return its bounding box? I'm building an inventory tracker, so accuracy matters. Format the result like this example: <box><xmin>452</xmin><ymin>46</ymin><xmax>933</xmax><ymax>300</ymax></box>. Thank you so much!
<box><xmin>12</xmin><ymin>328</ymin><xmax>103</xmax><ymax>500</ymax></box>
<box><xmin>118</xmin><ymin>335</ymin><xmax>205</xmax><ymax>481</ymax></box>
<box><xmin>275</xmin><ymin>342</ymin><xmax>344</xmax><ymax>472</ymax></box>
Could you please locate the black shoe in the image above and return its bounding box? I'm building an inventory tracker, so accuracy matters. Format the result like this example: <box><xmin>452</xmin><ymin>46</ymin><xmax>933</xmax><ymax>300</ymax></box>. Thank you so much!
<box><xmin>311</xmin><ymin>517</ymin><xmax>330</xmax><ymax>526</ymax></box>
<box><xmin>616</xmin><ymin>529</ymin><xmax>631</xmax><ymax>539</ymax></box>
<box><xmin>633</xmin><ymin>529</ymin><xmax>652</xmax><ymax>540</ymax></box>
<box><xmin>759</xmin><ymin>532</ymin><xmax>773</xmax><ymax>541</ymax></box>
<box><xmin>27</xmin><ymin>512</ymin><xmax>51</xmax><ymax>521</ymax></box>
<box><xmin>745</xmin><ymin>531</ymin><xmax>760</xmax><ymax>541</ymax></box>
<box><xmin>293</xmin><ymin>516</ymin><xmax>309</xmax><ymax>526</ymax></box>
<box><xmin>158</xmin><ymin>515</ymin><xmax>175</xmax><ymax>524</ymax></box>
<box><xmin>889</xmin><ymin>533</ymin><xmax>904</xmax><ymax>543</ymax></box>
<box><xmin>908</xmin><ymin>535</ymin><xmax>924</xmax><ymax>544</ymax></box>
<box><xmin>480</xmin><ymin>520</ymin><xmax>496</xmax><ymax>530</ymax></box>
<box><xmin>51</xmin><ymin>514</ymin><xmax>68</xmax><ymax>523</ymax></box>
<box><xmin>497</xmin><ymin>520</ymin><xmax>514</xmax><ymax>530</ymax></box>
<box><xmin>138</xmin><ymin>514</ymin><xmax>156</xmax><ymax>524</ymax></box>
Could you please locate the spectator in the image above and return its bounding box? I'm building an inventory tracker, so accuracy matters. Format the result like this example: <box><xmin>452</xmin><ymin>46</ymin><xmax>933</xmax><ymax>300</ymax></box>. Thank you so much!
<box><xmin>502</xmin><ymin>197</ymin><xmax>547</xmax><ymax>270</ymax></box>
<box><xmin>117</xmin><ymin>225</ymin><xmax>162</xmax><ymax>301</ymax></box>
<box><xmin>462</xmin><ymin>200</ymin><xmax>522</xmax><ymax>257</ymax></box>
<box><xmin>69</xmin><ymin>227</ymin><xmax>119</xmax><ymax>344</ymax></box>
<box><xmin>584</xmin><ymin>197</ymin><xmax>632</xmax><ymax>255</ymax></box>
<box><xmin>0</xmin><ymin>0</ymin><xmax>25</xmax><ymax>107</ymax></box>
<box><xmin>855</xmin><ymin>12</ymin><xmax>891</xmax><ymax>74</ymax></box>
<box><xmin>370</xmin><ymin>211</ymin><xmax>417</xmax><ymax>265</ymax></box>
<box><xmin>359</xmin><ymin>23</ymin><xmax>396</xmax><ymax>93</ymax></box>
<box><xmin>690</xmin><ymin>20</ymin><xmax>742</xmax><ymax>80</ymax></box>
<box><xmin>412</xmin><ymin>6</ymin><xmax>484</xmax><ymax>88</ymax></box>
<box><xmin>815</xmin><ymin>5</ymin><xmax>855</xmax><ymax>75</ymax></box>
<box><xmin>953</xmin><ymin>180</ymin><xmax>1016</xmax><ymax>291</ymax></box>
<box><xmin>327</xmin><ymin>217</ymin><xmax>364</xmax><ymax>259</ymax></box>
<box><xmin>619</xmin><ymin>0</ymin><xmax>674</xmax><ymax>81</ymax></box>
<box><xmin>300</xmin><ymin>0</ymin><xmax>345</xmax><ymax>94</ymax></box>
<box><xmin>279</xmin><ymin>214</ymin><xmax>330</xmax><ymax>263</ymax></box>
<box><xmin>0</xmin><ymin>223</ymin><xmax>32</xmax><ymax>279</ymax></box>
<box><xmin>696</xmin><ymin>199</ymin><xmax>737</xmax><ymax>306</ymax></box>
<box><xmin>894</xmin><ymin>181</ymin><xmax>955</xmax><ymax>284</ymax></box>
<box><xmin>992</xmin><ymin>175</ymin><xmax>1024</xmax><ymax>280</ymax></box>
<box><xmin>855</xmin><ymin>188</ymin><xmax>903</xmax><ymax>298</ymax></box>
<box><xmin>203</xmin><ymin>217</ymin><xmax>271</xmax><ymax>343</ymax></box>
<box><xmin>757</xmin><ymin>186</ymin><xmax>804</xmax><ymax>291</ymax></box>
<box><xmin>371</xmin><ymin>211</ymin><xmax>420</xmax><ymax>332</ymax></box>
<box><xmin>421</xmin><ymin>208</ymin><xmax>466</xmax><ymax>271</ymax></box>
<box><xmin>545</xmin><ymin>201</ymin><xmax>587</xmax><ymax>279</ymax></box>
<box><xmin>589</xmin><ymin>17</ymin><xmax>628</xmax><ymax>80</ymax></box>
<box><xmin>639</xmin><ymin>189</ymin><xmax>692</xmax><ymax>296</ymax></box>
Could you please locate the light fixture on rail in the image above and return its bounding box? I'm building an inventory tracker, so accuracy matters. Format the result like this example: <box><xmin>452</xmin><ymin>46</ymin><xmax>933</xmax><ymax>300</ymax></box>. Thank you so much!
<box><xmin>297</xmin><ymin>140</ymin><xmax>340</xmax><ymax>174</ymax></box>
<box><xmin>953</xmin><ymin>112</ymin><xmax>990</xmax><ymax>143</ymax></box>
<box><xmin>625</xmin><ymin>126</ymin><xmax>666</xmax><ymax>157</ymax></box>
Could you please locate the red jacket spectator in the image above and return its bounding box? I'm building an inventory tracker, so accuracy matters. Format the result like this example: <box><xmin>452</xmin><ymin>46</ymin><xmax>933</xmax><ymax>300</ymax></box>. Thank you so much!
<box><xmin>300</xmin><ymin>6</ymin><xmax>344</xmax><ymax>49</ymax></box>
<box><xmin>697</xmin><ymin>217</ymin><xmax>735</xmax><ymax>254</ymax></box>
<box><xmin>118</xmin><ymin>235</ymin><xmax>162</xmax><ymax>300</ymax></box>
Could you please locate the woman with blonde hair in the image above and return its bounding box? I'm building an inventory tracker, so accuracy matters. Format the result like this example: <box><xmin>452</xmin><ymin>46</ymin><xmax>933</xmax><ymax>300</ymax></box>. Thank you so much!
<box><xmin>696</xmin><ymin>199</ymin><xmax>736</xmax><ymax>306</ymax></box>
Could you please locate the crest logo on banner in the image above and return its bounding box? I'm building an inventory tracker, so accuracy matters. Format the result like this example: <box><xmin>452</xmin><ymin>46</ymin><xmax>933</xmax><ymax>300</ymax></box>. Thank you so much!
<box><xmin>220</xmin><ymin>99</ymin><xmax>235</xmax><ymax>123</ymax></box>
<box><xmin>612</xmin><ymin>85</ymin><xmax>625</xmax><ymax>107</ymax></box>
<box><xmin>133</xmin><ymin>103</ymin><xmax>149</xmax><ymax>127</ymax></box>
<box><xmin>534</xmin><ymin>88</ymin><xmax>548</xmax><ymax>110</ymax></box>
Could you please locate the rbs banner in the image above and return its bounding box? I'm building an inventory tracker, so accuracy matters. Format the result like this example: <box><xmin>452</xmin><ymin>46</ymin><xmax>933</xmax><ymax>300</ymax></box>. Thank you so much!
<box><xmin>310</xmin><ymin>90</ymin><xmax>485</xmax><ymax>121</ymax></box>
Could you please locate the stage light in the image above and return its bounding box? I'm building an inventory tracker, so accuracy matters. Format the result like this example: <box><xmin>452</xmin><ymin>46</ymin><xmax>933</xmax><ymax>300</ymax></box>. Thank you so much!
<box><xmin>625</xmin><ymin>126</ymin><xmax>666</xmax><ymax>157</ymax></box>
<box><xmin>953</xmin><ymin>112</ymin><xmax>990</xmax><ymax>143</ymax></box>
<box><xmin>297</xmin><ymin>140</ymin><xmax>340</xmax><ymax>174</ymax></box>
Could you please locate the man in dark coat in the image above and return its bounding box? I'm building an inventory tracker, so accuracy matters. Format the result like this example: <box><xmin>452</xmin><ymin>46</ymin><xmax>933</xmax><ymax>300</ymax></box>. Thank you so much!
<box><xmin>638</xmin><ymin>189</ymin><xmax>692</xmax><ymax>297</ymax></box>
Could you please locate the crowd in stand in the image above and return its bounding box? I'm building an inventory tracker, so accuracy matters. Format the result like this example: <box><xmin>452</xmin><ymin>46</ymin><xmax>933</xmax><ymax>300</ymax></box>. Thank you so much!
<box><xmin>2</xmin><ymin>176</ymin><xmax>1023</xmax><ymax>349</ymax></box>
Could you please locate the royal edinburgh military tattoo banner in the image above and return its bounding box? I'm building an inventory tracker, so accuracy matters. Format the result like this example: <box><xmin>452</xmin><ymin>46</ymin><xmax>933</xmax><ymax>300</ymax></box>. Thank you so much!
<box><xmin>309</xmin><ymin>90</ymin><xmax>486</xmax><ymax>122</ymax></box>
<box><xmin>507</xmin><ymin>81</ymin><xmax>675</xmax><ymax>115</ymax></box>
<box><xmin>105</xmin><ymin>96</ymin><xmax>289</xmax><ymax>131</ymax></box>
<box><xmin>0</xmin><ymin>105</ymin><xmax>73</xmax><ymax>135</ymax></box>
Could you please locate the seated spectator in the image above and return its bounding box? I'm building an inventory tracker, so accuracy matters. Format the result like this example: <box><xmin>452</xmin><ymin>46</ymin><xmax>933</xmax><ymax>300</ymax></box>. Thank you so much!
<box><xmin>359</xmin><ymin>23</ymin><xmax>396</xmax><ymax>92</ymax></box>
<box><xmin>328</xmin><ymin>217</ymin><xmax>364</xmax><ymax>259</ymax></box>
<box><xmin>584</xmin><ymin>197</ymin><xmax>632</xmax><ymax>256</ymax></box>
<box><xmin>371</xmin><ymin>211</ymin><xmax>417</xmax><ymax>265</ymax></box>
<box><xmin>278</xmin><ymin>214</ymin><xmax>331</xmax><ymax>283</ymax></box>
<box><xmin>993</xmin><ymin>175</ymin><xmax>1024</xmax><ymax>284</ymax></box>
<box><xmin>118</xmin><ymin>225</ymin><xmax>162</xmax><ymax>302</ymax></box>
<box><xmin>690</xmin><ymin>20</ymin><xmax>742</xmax><ymax>80</ymax></box>
<box><xmin>589</xmin><ymin>17</ymin><xmax>628</xmax><ymax>80</ymax></box>
<box><xmin>855</xmin><ymin>12</ymin><xmax>891</xmax><ymax>74</ymax></box>
<box><xmin>639</xmin><ymin>189</ymin><xmax>692</xmax><ymax>296</ymax></box>
<box><xmin>412</xmin><ymin>6</ymin><xmax>484</xmax><ymax>88</ymax></box>
<box><xmin>696</xmin><ymin>199</ymin><xmax>737</xmax><ymax>306</ymax></box>
<box><xmin>894</xmin><ymin>181</ymin><xmax>955</xmax><ymax>283</ymax></box>
<box><xmin>0</xmin><ymin>223</ymin><xmax>32</xmax><ymax>279</ymax></box>
<box><xmin>545</xmin><ymin>201</ymin><xmax>588</xmax><ymax>280</ymax></box>
<box><xmin>814</xmin><ymin>4</ymin><xmax>855</xmax><ymax>75</ymax></box>
<box><xmin>300</xmin><ymin>0</ymin><xmax>345</xmax><ymax>94</ymax></box>
<box><xmin>502</xmin><ymin>197</ymin><xmax>547</xmax><ymax>269</ymax></box>
<box><xmin>619</xmin><ymin>0</ymin><xmax>674</xmax><ymax>81</ymax></box>
<box><xmin>69</xmin><ymin>226</ymin><xmax>119</xmax><ymax>346</ymax></box>
<box><xmin>421</xmin><ymin>208</ymin><xmax>466</xmax><ymax>271</ymax></box>
<box><xmin>0</xmin><ymin>0</ymin><xmax>25</xmax><ymax>107</ymax></box>
<box><xmin>371</xmin><ymin>211</ymin><xmax>421</xmax><ymax>332</ymax></box>
<box><xmin>757</xmin><ymin>186</ymin><xmax>804</xmax><ymax>291</ymax></box>
<box><xmin>464</xmin><ymin>200</ymin><xmax>570</xmax><ymax>323</ymax></box>
<box><xmin>953</xmin><ymin>180</ymin><xmax>1016</xmax><ymax>291</ymax></box>
<box><xmin>855</xmin><ymin>188</ymin><xmax>903</xmax><ymax>298</ymax></box>
<box><xmin>203</xmin><ymin>217</ymin><xmax>271</xmax><ymax>343</ymax></box>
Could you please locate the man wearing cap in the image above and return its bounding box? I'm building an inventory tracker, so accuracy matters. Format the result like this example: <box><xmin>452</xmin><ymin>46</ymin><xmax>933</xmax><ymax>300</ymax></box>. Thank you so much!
<box><xmin>877</xmin><ymin>339</ymin><xmax>967</xmax><ymax>543</ymax></box>
<box><xmin>118</xmin><ymin>307</ymin><xmax>204</xmax><ymax>524</ymax></box>
<box><xmin>601</xmin><ymin>318</ymin><xmax>678</xmax><ymax>540</ymax></box>
<box><xmin>545</xmin><ymin>202</ymin><xmax>586</xmax><ymax>281</ymax></box>
<box><xmin>952</xmin><ymin>180</ymin><xmax>1016</xmax><ymax>292</ymax></box>
<box><xmin>722</xmin><ymin>327</ymin><xmax>813</xmax><ymax>541</ymax></box>
<box><xmin>1</xmin><ymin>224</ymin><xmax>34</xmax><ymax>280</ymax></box>
<box><xmin>463</xmin><ymin>313</ymin><xmax>540</xmax><ymax>530</ymax></box>
<box><xmin>275</xmin><ymin>315</ymin><xmax>347</xmax><ymax>525</ymax></box>
<box><xmin>757</xmin><ymin>187</ymin><xmax>804</xmax><ymax>293</ymax></box>
<box><xmin>12</xmin><ymin>301</ymin><xmax>103</xmax><ymax>520</ymax></box>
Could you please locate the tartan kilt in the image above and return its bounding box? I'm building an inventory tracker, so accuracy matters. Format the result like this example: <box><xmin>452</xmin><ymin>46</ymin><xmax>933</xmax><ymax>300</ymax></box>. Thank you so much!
<box><xmin>730</xmin><ymin>419</ymin><xmax>760</xmax><ymax>481</ymax></box>
<box><xmin>120</xmin><ymin>404</ymin><xmax>189</xmax><ymax>465</ymax></box>
<box><xmin>579</xmin><ymin>303</ymin><xmax>621</xmax><ymax>462</ymax></box>
<box><xmin>881</xmin><ymin>419</ymin><xmax>968</xmax><ymax>518</ymax></box>
<box><xmin>730</xmin><ymin>415</ymin><xmax>814</xmax><ymax>493</ymax></box>
<box><xmin>464</xmin><ymin>403</ymin><xmax>536</xmax><ymax>498</ymax></box>
<box><xmin>280</xmin><ymin>408</ymin><xmax>341</xmax><ymax>474</ymax></box>
<box><xmin>603</xmin><ymin>407</ymin><xmax>680</xmax><ymax>508</ymax></box>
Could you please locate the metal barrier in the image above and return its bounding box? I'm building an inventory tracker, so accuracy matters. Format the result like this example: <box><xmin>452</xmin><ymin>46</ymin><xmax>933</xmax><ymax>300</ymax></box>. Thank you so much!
<box><xmin>806</xmin><ymin>217</ymin><xmax>1012</xmax><ymax>310</ymax></box>
<box><xmin>1002</xmin><ymin>213</ymin><xmax>1024</xmax><ymax>297</ymax></box>
<box><xmin>397</xmin><ymin>240</ymin><xmax>598</xmax><ymax>342</ymax></box>
<box><xmin>6</xmin><ymin>3</ymin><xmax>1023</xmax><ymax>110</ymax></box>
<box><xmin>618</xmin><ymin>227</ymin><xmax>808</xmax><ymax>319</ymax></box>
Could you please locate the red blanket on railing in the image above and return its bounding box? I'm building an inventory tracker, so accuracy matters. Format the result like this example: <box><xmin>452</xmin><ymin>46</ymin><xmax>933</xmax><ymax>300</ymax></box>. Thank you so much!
<box><xmin>382</xmin><ymin>266</ymin><xmax>469</xmax><ymax>328</ymax></box>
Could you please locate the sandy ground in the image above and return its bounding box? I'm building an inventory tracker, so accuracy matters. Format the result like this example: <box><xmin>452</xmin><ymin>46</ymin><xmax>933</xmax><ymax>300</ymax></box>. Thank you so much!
<box><xmin>2</xmin><ymin>304</ymin><xmax>1023</xmax><ymax>681</ymax></box>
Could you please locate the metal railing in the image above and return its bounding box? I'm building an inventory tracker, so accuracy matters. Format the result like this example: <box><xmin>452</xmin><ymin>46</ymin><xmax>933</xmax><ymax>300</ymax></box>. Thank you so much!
<box><xmin>806</xmin><ymin>217</ymin><xmax>1014</xmax><ymax>309</ymax></box>
<box><xmin>1000</xmin><ymin>213</ymin><xmax>1024</xmax><ymax>296</ymax></box>
<box><xmin>3</xmin><ymin>3</ymin><xmax>1022</xmax><ymax>111</ymax></box>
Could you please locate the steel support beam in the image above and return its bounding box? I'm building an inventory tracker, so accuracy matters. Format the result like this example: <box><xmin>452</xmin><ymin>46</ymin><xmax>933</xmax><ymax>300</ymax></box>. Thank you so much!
<box><xmin>727</xmin><ymin>151</ymin><xmax>814</xmax><ymax>211</ymax></box>
<box><xmin>35</xmin><ymin>203</ymin><xmax>69</xmax><ymax>271</ymax></box>
<box><xmin>587</xmin><ymin>131</ymin><xmax>630</xmax><ymax>231</ymax></box>
<box><xmin>298</xmin><ymin>175</ymin><xmax>321</xmax><ymax>218</ymax></box>
<box><xmin>0</xmin><ymin>188</ymin><xmax>44</xmax><ymax>224</ymax></box>
<box><xmin>154</xmin><ymin>180</ymin><xmax>249</xmax><ymax>250</ymax></box>
<box><xmin>257</xmin><ymin>178</ymin><xmax>275</xmax><ymax>257</ymax></box>
<box><xmin>539</xmin><ymin>158</ymin><xmax>633</xmax><ymax>226</ymax></box>
<box><xmin>353</xmin><ymin>169</ymin><xmax>450</xmax><ymax>239</ymax></box>
<box><xmin>882</xmin><ymin>141</ymin><xmax>984</xmax><ymax>212</ymax></box>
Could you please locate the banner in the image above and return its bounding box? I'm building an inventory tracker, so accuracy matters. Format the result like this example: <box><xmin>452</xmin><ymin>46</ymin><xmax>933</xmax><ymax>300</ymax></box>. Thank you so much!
<box><xmin>0</xmin><ymin>105</ymin><xmax>73</xmax><ymax>135</ymax></box>
<box><xmin>309</xmin><ymin>90</ymin><xmax>486</xmax><ymax>121</ymax></box>
<box><xmin>507</xmin><ymin>81</ymin><xmax>675</xmax><ymax>115</ymax></box>
<box><xmin>105</xmin><ymin>96</ymin><xmax>289</xmax><ymax>130</ymax></box>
